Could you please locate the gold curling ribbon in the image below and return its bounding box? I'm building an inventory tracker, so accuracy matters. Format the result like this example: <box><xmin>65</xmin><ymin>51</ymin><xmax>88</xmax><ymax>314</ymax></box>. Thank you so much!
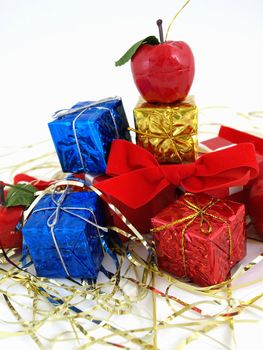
<box><xmin>0</xmin><ymin>181</ymin><xmax>260</xmax><ymax>349</ymax></box>
<box><xmin>151</xmin><ymin>193</ymin><xmax>234</xmax><ymax>276</ymax></box>
<box><xmin>0</xmin><ymin>240</ymin><xmax>262</xmax><ymax>349</ymax></box>
<box><xmin>91</xmin><ymin>182</ymin><xmax>261</xmax><ymax>350</ymax></box>
<box><xmin>0</xmin><ymin>117</ymin><xmax>262</xmax><ymax>349</ymax></box>
<box><xmin>91</xmin><ymin>186</ymin><xmax>262</xmax><ymax>297</ymax></box>
<box><xmin>165</xmin><ymin>0</ymin><xmax>192</xmax><ymax>41</ymax></box>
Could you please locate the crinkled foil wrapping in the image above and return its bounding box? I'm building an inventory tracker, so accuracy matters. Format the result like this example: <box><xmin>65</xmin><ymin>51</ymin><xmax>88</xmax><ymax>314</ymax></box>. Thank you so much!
<box><xmin>22</xmin><ymin>191</ymin><xmax>105</xmax><ymax>279</ymax></box>
<box><xmin>151</xmin><ymin>193</ymin><xmax>246</xmax><ymax>286</ymax></box>
<box><xmin>0</xmin><ymin>107</ymin><xmax>263</xmax><ymax>349</ymax></box>
<box><xmin>49</xmin><ymin>98</ymin><xmax>131</xmax><ymax>174</ymax></box>
<box><xmin>133</xmin><ymin>96</ymin><xmax>198</xmax><ymax>163</ymax></box>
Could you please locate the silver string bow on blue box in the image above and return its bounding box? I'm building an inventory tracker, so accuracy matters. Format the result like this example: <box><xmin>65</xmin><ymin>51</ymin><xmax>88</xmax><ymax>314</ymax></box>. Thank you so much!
<box><xmin>48</xmin><ymin>97</ymin><xmax>131</xmax><ymax>174</ymax></box>
<box><xmin>22</xmin><ymin>190</ymin><xmax>107</xmax><ymax>279</ymax></box>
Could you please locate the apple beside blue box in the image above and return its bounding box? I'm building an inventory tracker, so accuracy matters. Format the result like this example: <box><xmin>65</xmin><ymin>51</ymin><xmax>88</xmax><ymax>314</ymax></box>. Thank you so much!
<box><xmin>22</xmin><ymin>191</ymin><xmax>106</xmax><ymax>279</ymax></box>
<box><xmin>48</xmin><ymin>97</ymin><xmax>131</xmax><ymax>174</ymax></box>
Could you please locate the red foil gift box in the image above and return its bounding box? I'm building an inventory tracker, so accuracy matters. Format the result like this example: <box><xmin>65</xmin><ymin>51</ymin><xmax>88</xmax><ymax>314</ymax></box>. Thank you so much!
<box><xmin>151</xmin><ymin>193</ymin><xmax>246</xmax><ymax>286</ymax></box>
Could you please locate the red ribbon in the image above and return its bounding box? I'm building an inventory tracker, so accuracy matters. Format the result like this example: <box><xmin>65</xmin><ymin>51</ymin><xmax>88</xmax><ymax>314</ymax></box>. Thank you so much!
<box><xmin>13</xmin><ymin>174</ymin><xmax>54</xmax><ymax>191</ymax></box>
<box><xmin>94</xmin><ymin>140</ymin><xmax>259</xmax><ymax>209</ymax></box>
<box><xmin>219</xmin><ymin>125</ymin><xmax>263</xmax><ymax>155</ymax></box>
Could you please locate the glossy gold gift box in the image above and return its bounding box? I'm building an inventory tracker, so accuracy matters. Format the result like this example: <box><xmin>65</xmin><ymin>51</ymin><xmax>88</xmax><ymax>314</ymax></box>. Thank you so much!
<box><xmin>132</xmin><ymin>96</ymin><xmax>198</xmax><ymax>163</ymax></box>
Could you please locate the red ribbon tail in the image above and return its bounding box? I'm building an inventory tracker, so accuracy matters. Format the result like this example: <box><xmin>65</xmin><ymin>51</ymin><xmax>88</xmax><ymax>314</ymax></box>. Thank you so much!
<box><xmin>219</xmin><ymin>125</ymin><xmax>263</xmax><ymax>155</ymax></box>
<box><xmin>13</xmin><ymin>174</ymin><xmax>54</xmax><ymax>191</ymax></box>
<box><xmin>181</xmin><ymin>143</ymin><xmax>259</xmax><ymax>191</ymax></box>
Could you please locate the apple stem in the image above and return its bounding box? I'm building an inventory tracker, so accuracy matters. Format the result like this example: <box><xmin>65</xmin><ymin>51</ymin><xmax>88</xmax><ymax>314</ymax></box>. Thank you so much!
<box><xmin>156</xmin><ymin>19</ymin><xmax>164</xmax><ymax>43</ymax></box>
<box><xmin>0</xmin><ymin>181</ymin><xmax>5</xmax><ymax>206</ymax></box>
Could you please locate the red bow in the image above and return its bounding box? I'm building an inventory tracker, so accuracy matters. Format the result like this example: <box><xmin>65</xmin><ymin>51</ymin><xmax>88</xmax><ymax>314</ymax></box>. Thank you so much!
<box><xmin>94</xmin><ymin>140</ymin><xmax>259</xmax><ymax>209</ymax></box>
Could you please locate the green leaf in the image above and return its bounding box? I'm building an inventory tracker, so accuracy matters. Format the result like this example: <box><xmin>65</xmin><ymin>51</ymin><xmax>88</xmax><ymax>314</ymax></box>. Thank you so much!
<box><xmin>5</xmin><ymin>184</ymin><xmax>37</xmax><ymax>207</ymax></box>
<box><xmin>115</xmin><ymin>35</ymin><xmax>159</xmax><ymax>67</ymax></box>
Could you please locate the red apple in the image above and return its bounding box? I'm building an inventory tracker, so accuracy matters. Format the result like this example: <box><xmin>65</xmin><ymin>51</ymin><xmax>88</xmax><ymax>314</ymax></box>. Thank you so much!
<box><xmin>0</xmin><ymin>180</ymin><xmax>29</xmax><ymax>249</ymax></box>
<box><xmin>131</xmin><ymin>41</ymin><xmax>195</xmax><ymax>103</ymax></box>
<box><xmin>0</xmin><ymin>175</ymin><xmax>52</xmax><ymax>248</ymax></box>
<box><xmin>0</xmin><ymin>206</ymin><xmax>23</xmax><ymax>249</ymax></box>
<box><xmin>247</xmin><ymin>178</ymin><xmax>263</xmax><ymax>238</ymax></box>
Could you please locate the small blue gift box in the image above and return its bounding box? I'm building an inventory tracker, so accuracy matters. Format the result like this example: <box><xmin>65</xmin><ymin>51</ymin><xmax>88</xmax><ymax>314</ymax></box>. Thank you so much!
<box><xmin>22</xmin><ymin>190</ymin><xmax>106</xmax><ymax>279</ymax></box>
<box><xmin>48</xmin><ymin>97</ymin><xmax>131</xmax><ymax>173</ymax></box>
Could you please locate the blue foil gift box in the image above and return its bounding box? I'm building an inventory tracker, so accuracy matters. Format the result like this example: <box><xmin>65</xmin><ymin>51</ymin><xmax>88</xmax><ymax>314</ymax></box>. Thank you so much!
<box><xmin>22</xmin><ymin>190</ymin><xmax>106</xmax><ymax>279</ymax></box>
<box><xmin>48</xmin><ymin>97</ymin><xmax>131</xmax><ymax>173</ymax></box>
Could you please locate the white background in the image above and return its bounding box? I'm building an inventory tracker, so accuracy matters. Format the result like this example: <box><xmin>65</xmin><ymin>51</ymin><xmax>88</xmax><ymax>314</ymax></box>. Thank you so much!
<box><xmin>0</xmin><ymin>1</ymin><xmax>263</xmax><ymax>349</ymax></box>
<box><xmin>0</xmin><ymin>0</ymin><xmax>263</xmax><ymax>147</ymax></box>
